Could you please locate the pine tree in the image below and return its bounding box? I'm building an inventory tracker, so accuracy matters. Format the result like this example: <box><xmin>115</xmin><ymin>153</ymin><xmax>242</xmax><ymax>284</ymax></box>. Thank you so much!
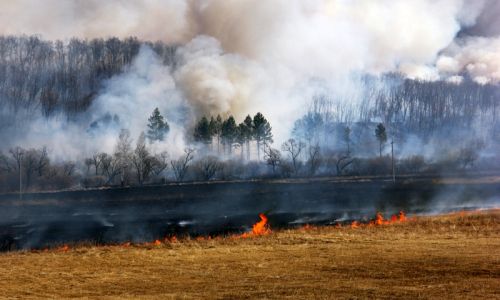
<box><xmin>146</xmin><ymin>108</ymin><xmax>169</xmax><ymax>143</ymax></box>
<box><xmin>193</xmin><ymin>116</ymin><xmax>211</xmax><ymax>145</ymax></box>
<box><xmin>375</xmin><ymin>123</ymin><xmax>387</xmax><ymax>157</ymax></box>
<box><xmin>253</xmin><ymin>112</ymin><xmax>273</xmax><ymax>160</ymax></box>
<box><xmin>236</xmin><ymin>123</ymin><xmax>248</xmax><ymax>160</ymax></box>
<box><xmin>243</xmin><ymin>115</ymin><xmax>254</xmax><ymax>160</ymax></box>
<box><xmin>209</xmin><ymin>115</ymin><xmax>223</xmax><ymax>154</ymax></box>
<box><xmin>221</xmin><ymin>116</ymin><xmax>237</xmax><ymax>155</ymax></box>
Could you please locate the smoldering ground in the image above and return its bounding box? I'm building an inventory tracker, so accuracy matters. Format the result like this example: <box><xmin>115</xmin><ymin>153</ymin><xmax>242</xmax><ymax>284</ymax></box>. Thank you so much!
<box><xmin>0</xmin><ymin>1</ymin><xmax>499</xmax><ymax>250</ymax></box>
<box><xmin>0</xmin><ymin>176</ymin><xmax>498</xmax><ymax>250</ymax></box>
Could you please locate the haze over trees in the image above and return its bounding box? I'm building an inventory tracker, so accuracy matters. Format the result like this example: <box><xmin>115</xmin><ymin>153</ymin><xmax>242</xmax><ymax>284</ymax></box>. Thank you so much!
<box><xmin>0</xmin><ymin>35</ymin><xmax>499</xmax><ymax>192</ymax></box>
<box><xmin>147</xmin><ymin>108</ymin><xmax>170</xmax><ymax>143</ymax></box>
<box><xmin>0</xmin><ymin>35</ymin><xmax>176</xmax><ymax>120</ymax></box>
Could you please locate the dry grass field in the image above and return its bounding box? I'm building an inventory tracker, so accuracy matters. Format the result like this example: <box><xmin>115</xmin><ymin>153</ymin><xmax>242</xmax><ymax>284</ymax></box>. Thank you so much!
<box><xmin>0</xmin><ymin>210</ymin><xmax>498</xmax><ymax>299</ymax></box>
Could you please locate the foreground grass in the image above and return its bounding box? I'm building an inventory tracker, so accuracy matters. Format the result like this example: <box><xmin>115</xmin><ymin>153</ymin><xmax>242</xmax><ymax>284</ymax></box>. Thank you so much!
<box><xmin>0</xmin><ymin>210</ymin><xmax>498</xmax><ymax>299</ymax></box>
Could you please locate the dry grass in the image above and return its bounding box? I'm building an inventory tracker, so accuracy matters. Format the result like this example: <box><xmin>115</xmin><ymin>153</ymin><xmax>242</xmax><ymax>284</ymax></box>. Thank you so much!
<box><xmin>0</xmin><ymin>210</ymin><xmax>498</xmax><ymax>299</ymax></box>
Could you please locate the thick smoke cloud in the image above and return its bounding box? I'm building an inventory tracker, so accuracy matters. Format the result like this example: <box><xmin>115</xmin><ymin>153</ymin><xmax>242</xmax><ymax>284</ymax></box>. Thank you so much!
<box><xmin>1</xmin><ymin>0</ymin><xmax>497</xmax><ymax>80</ymax></box>
<box><xmin>1</xmin><ymin>0</ymin><xmax>499</xmax><ymax>158</ymax></box>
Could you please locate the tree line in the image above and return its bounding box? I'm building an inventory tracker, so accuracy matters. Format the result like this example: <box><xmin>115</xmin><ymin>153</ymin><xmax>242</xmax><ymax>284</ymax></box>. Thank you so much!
<box><xmin>192</xmin><ymin>112</ymin><xmax>273</xmax><ymax>160</ymax></box>
<box><xmin>0</xmin><ymin>35</ymin><xmax>176</xmax><ymax>118</ymax></box>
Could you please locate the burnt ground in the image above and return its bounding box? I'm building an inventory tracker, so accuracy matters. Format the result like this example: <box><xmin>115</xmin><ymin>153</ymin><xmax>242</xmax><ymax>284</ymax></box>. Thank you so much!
<box><xmin>0</xmin><ymin>175</ymin><xmax>498</xmax><ymax>250</ymax></box>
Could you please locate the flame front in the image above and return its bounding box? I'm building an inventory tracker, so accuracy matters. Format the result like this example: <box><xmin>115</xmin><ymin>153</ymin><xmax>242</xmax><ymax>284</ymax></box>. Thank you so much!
<box><xmin>241</xmin><ymin>213</ymin><xmax>271</xmax><ymax>238</ymax></box>
<box><xmin>352</xmin><ymin>211</ymin><xmax>409</xmax><ymax>229</ymax></box>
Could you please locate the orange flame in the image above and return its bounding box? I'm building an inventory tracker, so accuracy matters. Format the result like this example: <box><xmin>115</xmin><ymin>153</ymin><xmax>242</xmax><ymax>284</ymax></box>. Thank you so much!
<box><xmin>241</xmin><ymin>213</ymin><xmax>272</xmax><ymax>238</ymax></box>
<box><xmin>350</xmin><ymin>211</ymin><xmax>410</xmax><ymax>229</ymax></box>
<box><xmin>398</xmin><ymin>211</ymin><xmax>407</xmax><ymax>222</ymax></box>
<box><xmin>153</xmin><ymin>239</ymin><xmax>162</xmax><ymax>246</ymax></box>
<box><xmin>58</xmin><ymin>245</ymin><xmax>69</xmax><ymax>252</ymax></box>
<box><xmin>351</xmin><ymin>221</ymin><xmax>360</xmax><ymax>229</ymax></box>
<box><xmin>302</xmin><ymin>224</ymin><xmax>314</xmax><ymax>230</ymax></box>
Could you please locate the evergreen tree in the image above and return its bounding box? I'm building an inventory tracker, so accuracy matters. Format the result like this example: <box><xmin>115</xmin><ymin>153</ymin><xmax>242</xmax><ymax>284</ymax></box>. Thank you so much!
<box><xmin>375</xmin><ymin>123</ymin><xmax>387</xmax><ymax>157</ymax></box>
<box><xmin>193</xmin><ymin>116</ymin><xmax>211</xmax><ymax>145</ymax></box>
<box><xmin>221</xmin><ymin>116</ymin><xmax>237</xmax><ymax>155</ymax></box>
<box><xmin>209</xmin><ymin>115</ymin><xmax>223</xmax><ymax>154</ymax></box>
<box><xmin>253</xmin><ymin>112</ymin><xmax>273</xmax><ymax>160</ymax></box>
<box><xmin>236</xmin><ymin>123</ymin><xmax>248</xmax><ymax>160</ymax></box>
<box><xmin>243</xmin><ymin>115</ymin><xmax>254</xmax><ymax>160</ymax></box>
<box><xmin>146</xmin><ymin>108</ymin><xmax>169</xmax><ymax>143</ymax></box>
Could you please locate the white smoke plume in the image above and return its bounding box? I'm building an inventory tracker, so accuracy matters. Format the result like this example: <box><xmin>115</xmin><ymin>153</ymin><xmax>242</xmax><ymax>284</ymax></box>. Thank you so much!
<box><xmin>1</xmin><ymin>0</ymin><xmax>499</xmax><ymax>158</ymax></box>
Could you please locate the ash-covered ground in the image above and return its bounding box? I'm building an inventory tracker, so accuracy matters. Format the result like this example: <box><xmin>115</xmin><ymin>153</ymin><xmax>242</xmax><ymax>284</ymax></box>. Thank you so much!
<box><xmin>0</xmin><ymin>175</ymin><xmax>498</xmax><ymax>250</ymax></box>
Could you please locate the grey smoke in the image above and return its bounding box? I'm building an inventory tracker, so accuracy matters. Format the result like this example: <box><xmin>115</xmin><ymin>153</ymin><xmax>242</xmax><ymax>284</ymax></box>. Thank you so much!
<box><xmin>1</xmin><ymin>0</ymin><xmax>499</xmax><ymax>160</ymax></box>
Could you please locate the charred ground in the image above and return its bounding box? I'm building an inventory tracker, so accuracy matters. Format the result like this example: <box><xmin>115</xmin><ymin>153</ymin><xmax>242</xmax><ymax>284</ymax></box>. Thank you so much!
<box><xmin>0</xmin><ymin>174</ymin><xmax>498</xmax><ymax>250</ymax></box>
<box><xmin>0</xmin><ymin>209</ymin><xmax>498</xmax><ymax>299</ymax></box>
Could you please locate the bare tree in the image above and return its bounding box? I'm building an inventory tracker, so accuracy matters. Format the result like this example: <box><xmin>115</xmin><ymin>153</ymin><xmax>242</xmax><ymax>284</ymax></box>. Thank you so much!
<box><xmin>264</xmin><ymin>147</ymin><xmax>281</xmax><ymax>174</ymax></box>
<box><xmin>194</xmin><ymin>156</ymin><xmax>222</xmax><ymax>181</ymax></box>
<box><xmin>131</xmin><ymin>132</ymin><xmax>152</xmax><ymax>185</ymax></box>
<box><xmin>281</xmin><ymin>138</ymin><xmax>305</xmax><ymax>175</ymax></box>
<box><xmin>151</xmin><ymin>151</ymin><xmax>169</xmax><ymax>177</ymax></box>
<box><xmin>34</xmin><ymin>147</ymin><xmax>49</xmax><ymax>177</ymax></box>
<box><xmin>91</xmin><ymin>152</ymin><xmax>106</xmax><ymax>175</ymax></box>
<box><xmin>100</xmin><ymin>153</ymin><xmax>120</xmax><ymax>185</ymax></box>
<box><xmin>84</xmin><ymin>158</ymin><xmax>93</xmax><ymax>176</ymax></box>
<box><xmin>307</xmin><ymin>144</ymin><xmax>322</xmax><ymax>176</ymax></box>
<box><xmin>335</xmin><ymin>154</ymin><xmax>354</xmax><ymax>176</ymax></box>
<box><xmin>171</xmin><ymin>148</ymin><xmax>195</xmax><ymax>182</ymax></box>
<box><xmin>114</xmin><ymin>129</ymin><xmax>132</xmax><ymax>186</ymax></box>
<box><xmin>62</xmin><ymin>161</ymin><xmax>76</xmax><ymax>176</ymax></box>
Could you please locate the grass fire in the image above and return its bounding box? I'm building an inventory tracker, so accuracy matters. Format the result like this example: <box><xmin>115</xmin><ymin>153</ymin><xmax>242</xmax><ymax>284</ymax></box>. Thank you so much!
<box><xmin>0</xmin><ymin>209</ymin><xmax>498</xmax><ymax>299</ymax></box>
<box><xmin>1</xmin><ymin>1</ymin><xmax>500</xmax><ymax>299</ymax></box>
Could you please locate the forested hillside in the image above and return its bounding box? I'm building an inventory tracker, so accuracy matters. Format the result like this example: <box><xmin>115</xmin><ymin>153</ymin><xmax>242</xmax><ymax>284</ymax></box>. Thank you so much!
<box><xmin>0</xmin><ymin>35</ymin><xmax>499</xmax><ymax>193</ymax></box>
<box><xmin>0</xmin><ymin>35</ymin><xmax>176</xmax><ymax>118</ymax></box>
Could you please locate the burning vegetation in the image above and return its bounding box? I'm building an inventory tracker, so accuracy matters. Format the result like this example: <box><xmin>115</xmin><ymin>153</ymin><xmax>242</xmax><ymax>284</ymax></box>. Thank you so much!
<box><xmin>24</xmin><ymin>211</ymin><xmax>430</xmax><ymax>251</ymax></box>
<box><xmin>1</xmin><ymin>209</ymin><xmax>497</xmax><ymax>299</ymax></box>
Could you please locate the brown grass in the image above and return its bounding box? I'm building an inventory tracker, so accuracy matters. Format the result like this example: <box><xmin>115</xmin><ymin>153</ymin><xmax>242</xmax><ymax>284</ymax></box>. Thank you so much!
<box><xmin>0</xmin><ymin>210</ymin><xmax>499</xmax><ymax>299</ymax></box>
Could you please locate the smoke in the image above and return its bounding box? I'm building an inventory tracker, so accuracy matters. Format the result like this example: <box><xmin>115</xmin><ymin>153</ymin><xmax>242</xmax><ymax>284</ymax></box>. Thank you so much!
<box><xmin>8</xmin><ymin>46</ymin><xmax>189</xmax><ymax>160</ymax></box>
<box><xmin>437</xmin><ymin>36</ymin><xmax>500</xmax><ymax>84</ymax></box>
<box><xmin>1</xmin><ymin>0</ymin><xmax>500</xmax><ymax>158</ymax></box>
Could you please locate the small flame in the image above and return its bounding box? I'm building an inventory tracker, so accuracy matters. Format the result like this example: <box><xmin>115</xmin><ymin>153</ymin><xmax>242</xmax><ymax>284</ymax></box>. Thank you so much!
<box><xmin>241</xmin><ymin>213</ymin><xmax>272</xmax><ymax>238</ymax></box>
<box><xmin>351</xmin><ymin>221</ymin><xmax>360</xmax><ymax>229</ymax></box>
<box><xmin>153</xmin><ymin>239</ymin><xmax>162</xmax><ymax>246</ymax></box>
<box><xmin>59</xmin><ymin>245</ymin><xmax>69</xmax><ymax>252</ymax></box>
<box><xmin>351</xmin><ymin>211</ymin><xmax>409</xmax><ymax>229</ymax></box>
<box><xmin>302</xmin><ymin>224</ymin><xmax>313</xmax><ymax>230</ymax></box>
<box><xmin>398</xmin><ymin>211</ymin><xmax>406</xmax><ymax>222</ymax></box>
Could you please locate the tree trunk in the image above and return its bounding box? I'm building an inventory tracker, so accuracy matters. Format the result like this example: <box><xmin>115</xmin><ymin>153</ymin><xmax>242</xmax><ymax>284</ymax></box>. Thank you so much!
<box><xmin>258</xmin><ymin>143</ymin><xmax>261</xmax><ymax>161</ymax></box>
<box><xmin>246</xmin><ymin>141</ymin><xmax>251</xmax><ymax>161</ymax></box>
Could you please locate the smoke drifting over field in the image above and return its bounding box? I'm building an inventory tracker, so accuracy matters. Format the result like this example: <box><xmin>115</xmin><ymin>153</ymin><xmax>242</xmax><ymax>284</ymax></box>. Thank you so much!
<box><xmin>0</xmin><ymin>0</ymin><xmax>499</xmax><ymax>160</ymax></box>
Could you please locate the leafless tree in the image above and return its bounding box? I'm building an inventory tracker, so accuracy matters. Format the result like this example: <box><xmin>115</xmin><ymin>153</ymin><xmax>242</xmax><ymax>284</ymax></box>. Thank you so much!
<box><xmin>91</xmin><ymin>152</ymin><xmax>107</xmax><ymax>175</ymax></box>
<box><xmin>281</xmin><ymin>138</ymin><xmax>305</xmax><ymax>175</ymax></box>
<box><xmin>171</xmin><ymin>148</ymin><xmax>195</xmax><ymax>182</ymax></box>
<box><xmin>307</xmin><ymin>144</ymin><xmax>322</xmax><ymax>176</ymax></box>
<box><xmin>114</xmin><ymin>129</ymin><xmax>132</xmax><ymax>186</ymax></box>
<box><xmin>264</xmin><ymin>147</ymin><xmax>281</xmax><ymax>174</ymax></box>
<box><xmin>335</xmin><ymin>154</ymin><xmax>354</xmax><ymax>176</ymax></box>
<box><xmin>84</xmin><ymin>158</ymin><xmax>93</xmax><ymax>175</ymax></box>
<box><xmin>151</xmin><ymin>151</ymin><xmax>169</xmax><ymax>177</ymax></box>
<box><xmin>194</xmin><ymin>156</ymin><xmax>222</xmax><ymax>181</ymax></box>
<box><xmin>100</xmin><ymin>153</ymin><xmax>120</xmax><ymax>185</ymax></box>
<box><xmin>62</xmin><ymin>161</ymin><xmax>76</xmax><ymax>176</ymax></box>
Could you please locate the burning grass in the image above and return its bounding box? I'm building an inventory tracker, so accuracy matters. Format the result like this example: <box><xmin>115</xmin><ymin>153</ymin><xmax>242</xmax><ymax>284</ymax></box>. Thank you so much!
<box><xmin>0</xmin><ymin>209</ymin><xmax>498</xmax><ymax>299</ymax></box>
